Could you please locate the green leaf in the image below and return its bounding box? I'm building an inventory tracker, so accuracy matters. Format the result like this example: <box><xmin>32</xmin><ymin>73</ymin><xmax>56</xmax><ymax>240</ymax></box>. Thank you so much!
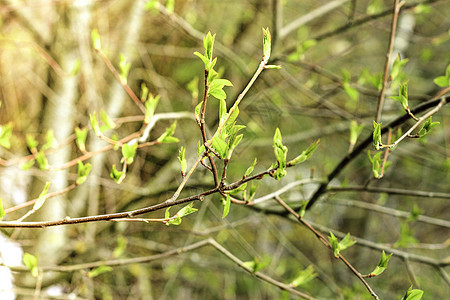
<box><xmin>0</xmin><ymin>122</ymin><xmax>13</xmax><ymax>149</ymax></box>
<box><xmin>372</xmin><ymin>121</ymin><xmax>382</xmax><ymax>150</ymax></box>
<box><xmin>368</xmin><ymin>250</ymin><xmax>393</xmax><ymax>277</ymax></box>
<box><xmin>349</xmin><ymin>121</ymin><xmax>364</xmax><ymax>148</ymax></box>
<box><xmin>342</xmin><ymin>69</ymin><xmax>359</xmax><ymax>101</ymax></box>
<box><xmin>262</xmin><ymin>27</ymin><xmax>271</xmax><ymax>60</ymax></box>
<box><xmin>33</xmin><ymin>182</ymin><xmax>50</xmax><ymax>211</ymax></box>
<box><xmin>26</xmin><ymin>134</ymin><xmax>39</xmax><ymax>151</ymax></box>
<box><xmin>118</xmin><ymin>53</ymin><xmax>131</xmax><ymax>84</ymax></box>
<box><xmin>20</xmin><ymin>159</ymin><xmax>35</xmax><ymax>170</ymax></box>
<box><xmin>242</xmin><ymin>257</ymin><xmax>267</xmax><ymax>273</ymax></box>
<box><xmin>289</xmin><ymin>139</ymin><xmax>320</xmax><ymax>166</ymax></box>
<box><xmin>401</xmin><ymin>286</ymin><xmax>424</xmax><ymax>300</ymax></box>
<box><xmin>110</xmin><ymin>164</ymin><xmax>124</xmax><ymax>183</ymax></box>
<box><xmin>113</xmin><ymin>236</ymin><xmax>127</xmax><ymax>258</ymax></box>
<box><xmin>75</xmin><ymin>127</ymin><xmax>88</xmax><ymax>152</ymax></box>
<box><xmin>391</xmin><ymin>53</ymin><xmax>409</xmax><ymax>81</ymax></box>
<box><xmin>368</xmin><ymin>150</ymin><xmax>383</xmax><ymax>178</ymax></box>
<box><xmin>194</xmin><ymin>101</ymin><xmax>203</xmax><ymax>122</ymax></box>
<box><xmin>339</xmin><ymin>233</ymin><xmax>356</xmax><ymax>251</ymax></box>
<box><xmin>366</xmin><ymin>0</ymin><xmax>384</xmax><ymax>15</ymax></box>
<box><xmin>0</xmin><ymin>198</ymin><xmax>5</xmax><ymax>220</ymax></box>
<box><xmin>222</xmin><ymin>194</ymin><xmax>231</xmax><ymax>219</ymax></box>
<box><xmin>298</xmin><ymin>201</ymin><xmax>308</xmax><ymax>218</ymax></box>
<box><xmin>389</xmin><ymin>82</ymin><xmax>409</xmax><ymax>110</ymax></box>
<box><xmin>165</xmin><ymin>0</ymin><xmax>174</xmax><ymax>14</ymax></box>
<box><xmin>197</xmin><ymin>140</ymin><xmax>205</xmax><ymax>157</ymax></box>
<box><xmin>289</xmin><ymin>265</ymin><xmax>317</xmax><ymax>287</ymax></box>
<box><xmin>328</xmin><ymin>232</ymin><xmax>340</xmax><ymax>257</ymax></box>
<box><xmin>359</xmin><ymin>68</ymin><xmax>382</xmax><ymax>90</ymax></box>
<box><xmin>77</xmin><ymin>161</ymin><xmax>92</xmax><ymax>185</ymax></box>
<box><xmin>265</xmin><ymin>65</ymin><xmax>282</xmax><ymax>69</ymax></box>
<box><xmin>145</xmin><ymin>0</ymin><xmax>159</xmax><ymax>11</ymax></box>
<box><xmin>178</xmin><ymin>146</ymin><xmax>187</xmax><ymax>175</ymax></box>
<box><xmin>395</xmin><ymin>222</ymin><xmax>418</xmax><ymax>248</ymax></box>
<box><xmin>89</xmin><ymin>111</ymin><xmax>101</xmax><ymax>136</ymax></box>
<box><xmin>36</xmin><ymin>151</ymin><xmax>49</xmax><ymax>170</ymax></box>
<box><xmin>248</xmin><ymin>182</ymin><xmax>259</xmax><ymax>202</ymax></box>
<box><xmin>211</xmin><ymin>131</ymin><xmax>228</xmax><ymax>158</ymax></box>
<box><xmin>122</xmin><ymin>142</ymin><xmax>138</xmax><ymax>165</ymax></box>
<box><xmin>226</xmin><ymin>134</ymin><xmax>243</xmax><ymax>160</ymax></box>
<box><xmin>23</xmin><ymin>253</ymin><xmax>39</xmax><ymax>277</ymax></box>
<box><xmin>229</xmin><ymin>183</ymin><xmax>247</xmax><ymax>195</ymax></box>
<box><xmin>408</xmin><ymin>204</ymin><xmax>424</xmax><ymax>222</ymax></box>
<box><xmin>272</xmin><ymin>128</ymin><xmax>288</xmax><ymax>180</ymax></box>
<box><xmin>203</xmin><ymin>31</ymin><xmax>215</xmax><ymax>61</ymax></box>
<box><xmin>418</xmin><ymin>116</ymin><xmax>439</xmax><ymax>137</ymax></box>
<box><xmin>177</xmin><ymin>202</ymin><xmax>198</xmax><ymax>218</ymax></box>
<box><xmin>41</xmin><ymin>130</ymin><xmax>56</xmax><ymax>151</ymax></box>
<box><xmin>88</xmin><ymin>265</ymin><xmax>113</xmax><ymax>278</ymax></box>
<box><xmin>244</xmin><ymin>158</ymin><xmax>257</xmax><ymax>178</ymax></box>
<box><xmin>100</xmin><ymin>109</ymin><xmax>116</xmax><ymax>132</ymax></box>
<box><xmin>91</xmin><ymin>29</ymin><xmax>101</xmax><ymax>50</ymax></box>
<box><xmin>433</xmin><ymin>64</ymin><xmax>449</xmax><ymax>87</ymax></box>
<box><xmin>157</xmin><ymin>121</ymin><xmax>179</xmax><ymax>143</ymax></box>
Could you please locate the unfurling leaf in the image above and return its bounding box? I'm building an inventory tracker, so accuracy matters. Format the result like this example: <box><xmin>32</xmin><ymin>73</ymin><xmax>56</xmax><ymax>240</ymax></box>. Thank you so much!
<box><xmin>222</xmin><ymin>194</ymin><xmax>231</xmax><ymax>219</ymax></box>
<box><xmin>400</xmin><ymin>286</ymin><xmax>424</xmax><ymax>300</ymax></box>
<box><xmin>433</xmin><ymin>64</ymin><xmax>450</xmax><ymax>87</ymax></box>
<box><xmin>272</xmin><ymin>128</ymin><xmax>288</xmax><ymax>180</ymax></box>
<box><xmin>100</xmin><ymin>109</ymin><xmax>116</xmax><ymax>132</ymax></box>
<box><xmin>77</xmin><ymin>161</ymin><xmax>92</xmax><ymax>185</ymax></box>
<box><xmin>91</xmin><ymin>29</ymin><xmax>101</xmax><ymax>50</ymax></box>
<box><xmin>289</xmin><ymin>265</ymin><xmax>317</xmax><ymax>287</ymax></box>
<box><xmin>144</xmin><ymin>93</ymin><xmax>160</xmax><ymax>123</ymax></box>
<box><xmin>328</xmin><ymin>232</ymin><xmax>340</xmax><ymax>257</ymax></box>
<box><xmin>0</xmin><ymin>122</ymin><xmax>13</xmax><ymax>149</ymax></box>
<box><xmin>178</xmin><ymin>146</ymin><xmax>187</xmax><ymax>176</ymax></box>
<box><xmin>372</xmin><ymin>121</ymin><xmax>382</xmax><ymax>150</ymax></box>
<box><xmin>389</xmin><ymin>82</ymin><xmax>409</xmax><ymax>110</ymax></box>
<box><xmin>262</xmin><ymin>27</ymin><xmax>271</xmax><ymax>60</ymax></box>
<box><xmin>368</xmin><ymin>150</ymin><xmax>383</xmax><ymax>179</ymax></box>
<box><xmin>368</xmin><ymin>250</ymin><xmax>393</xmax><ymax>277</ymax></box>
<box><xmin>157</xmin><ymin>121</ymin><xmax>179</xmax><ymax>143</ymax></box>
<box><xmin>110</xmin><ymin>164</ymin><xmax>124</xmax><ymax>183</ymax></box>
<box><xmin>23</xmin><ymin>253</ymin><xmax>39</xmax><ymax>277</ymax></box>
<box><xmin>244</xmin><ymin>158</ymin><xmax>257</xmax><ymax>178</ymax></box>
<box><xmin>118</xmin><ymin>53</ymin><xmax>131</xmax><ymax>84</ymax></box>
<box><xmin>289</xmin><ymin>139</ymin><xmax>320</xmax><ymax>166</ymax></box>
<box><xmin>418</xmin><ymin>116</ymin><xmax>439</xmax><ymax>138</ymax></box>
<box><xmin>391</xmin><ymin>53</ymin><xmax>409</xmax><ymax>81</ymax></box>
<box><xmin>88</xmin><ymin>265</ymin><xmax>113</xmax><ymax>278</ymax></box>
<box><xmin>75</xmin><ymin>127</ymin><xmax>88</xmax><ymax>152</ymax></box>
<box><xmin>349</xmin><ymin>121</ymin><xmax>364</xmax><ymax>148</ymax></box>
<box><xmin>122</xmin><ymin>142</ymin><xmax>138</xmax><ymax>165</ymax></box>
<box><xmin>242</xmin><ymin>257</ymin><xmax>267</xmax><ymax>273</ymax></box>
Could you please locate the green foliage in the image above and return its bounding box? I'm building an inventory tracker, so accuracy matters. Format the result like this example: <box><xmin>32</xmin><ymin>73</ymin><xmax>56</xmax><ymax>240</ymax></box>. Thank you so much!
<box><xmin>289</xmin><ymin>265</ymin><xmax>317</xmax><ymax>287</ymax></box>
<box><xmin>110</xmin><ymin>164</ymin><xmax>123</xmax><ymax>183</ymax></box>
<box><xmin>36</xmin><ymin>151</ymin><xmax>49</xmax><ymax>170</ymax></box>
<box><xmin>178</xmin><ymin>146</ymin><xmax>187</xmax><ymax>176</ymax></box>
<box><xmin>144</xmin><ymin>93</ymin><xmax>160</xmax><ymax>123</ymax></box>
<box><xmin>88</xmin><ymin>265</ymin><xmax>113</xmax><ymax>278</ymax></box>
<box><xmin>433</xmin><ymin>64</ymin><xmax>450</xmax><ymax>87</ymax></box>
<box><xmin>89</xmin><ymin>111</ymin><xmax>101</xmax><ymax>136</ymax></box>
<box><xmin>118</xmin><ymin>53</ymin><xmax>131</xmax><ymax>84</ymax></box>
<box><xmin>418</xmin><ymin>117</ymin><xmax>439</xmax><ymax>138</ymax></box>
<box><xmin>390</xmin><ymin>54</ymin><xmax>409</xmax><ymax>83</ymax></box>
<box><xmin>368</xmin><ymin>251</ymin><xmax>392</xmax><ymax>277</ymax></box>
<box><xmin>242</xmin><ymin>257</ymin><xmax>267</xmax><ymax>273</ymax></box>
<box><xmin>287</xmin><ymin>39</ymin><xmax>317</xmax><ymax>62</ymax></box>
<box><xmin>121</xmin><ymin>142</ymin><xmax>138</xmax><ymax>165</ymax></box>
<box><xmin>366</xmin><ymin>0</ymin><xmax>384</xmax><ymax>15</ymax></box>
<box><xmin>262</xmin><ymin>27</ymin><xmax>271</xmax><ymax>60</ymax></box>
<box><xmin>328</xmin><ymin>232</ymin><xmax>356</xmax><ymax>257</ymax></box>
<box><xmin>222</xmin><ymin>194</ymin><xmax>231</xmax><ymax>219</ymax></box>
<box><xmin>157</xmin><ymin>121</ymin><xmax>179</xmax><ymax>143</ymax></box>
<box><xmin>34</xmin><ymin>182</ymin><xmax>50</xmax><ymax>211</ymax></box>
<box><xmin>23</xmin><ymin>253</ymin><xmax>39</xmax><ymax>277</ymax></box>
<box><xmin>26</xmin><ymin>134</ymin><xmax>39</xmax><ymax>151</ymax></box>
<box><xmin>113</xmin><ymin>236</ymin><xmax>128</xmax><ymax>258</ymax></box>
<box><xmin>359</xmin><ymin>68</ymin><xmax>382</xmax><ymax>90</ymax></box>
<box><xmin>91</xmin><ymin>29</ymin><xmax>101</xmax><ymax>50</ymax></box>
<box><xmin>401</xmin><ymin>286</ymin><xmax>424</xmax><ymax>300</ymax></box>
<box><xmin>100</xmin><ymin>109</ymin><xmax>116</xmax><ymax>132</ymax></box>
<box><xmin>0</xmin><ymin>122</ymin><xmax>13</xmax><ymax>149</ymax></box>
<box><xmin>368</xmin><ymin>150</ymin><xmax>383</xmax><ymax>179</ymax></box>
<box><xmin>77</xmin><ymin>161</ymin><xmax>92</xmax><ymax>185</ymax></box>
<box><xmin>395</xmin><ymin>222</ymin><xmax>418</xmax><ymax>248</ymax></box>
<box><xmin>0</xmin><ymin>198</ymin><xmax>5</xmax><ymax>220</ymax></box>
<box><xmin>349</xmin><ymin>121</ymin><xmax>364</xmax><ymax>149</ymax></box>
<box><xmin>165</xmin><ymin>202</ymin><xmax>198</xmax><ymax>226</ymax></box>
<box><xmin>372</xmin><ymin>121</ymin><xmax>382</xmax><ymax>150</ymax></box>
<box><xmin>389</xmin><ymin>82</ymin><xmax>409</xmax><ymax>110</ymax></box>
<box><xmin>272</xmin><ymin>128</ymin><xmax>288</xmax><ymax>180</ymax></box>
<box><xmin>342</xmin><ymin>69</ymin><xmax>359</xmax><ymax>102</ymax></box>
<box><xmin>75</xmin><ymin>127</ymin><xmax>88</xmax><ymax>152</ymax></box>
<box><xmin>244</xmin><ymin>158</ymin><xmax>257</xmax><ymax>178</ymax></box>
<box><xmin>289</xmin><ymin>139</ymin><xmax>320</xmax><ymax>166</ymax></box>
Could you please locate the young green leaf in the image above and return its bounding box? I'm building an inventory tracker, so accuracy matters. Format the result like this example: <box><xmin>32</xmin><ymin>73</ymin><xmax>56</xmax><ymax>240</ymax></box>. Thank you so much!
<box><xmin>194</xmin><ymin>101</ymin><xmax>203</xmax><ymax>123</ymax></box>
<box><xmin>36</xmin><ymin>151</ymin><xmax>49</xmax><ymax>170</ymax></box>
<box><xmin>417</xmin><ymin>116</ymin><xmax>439</xmax><ymax>137</ymax></box>
<box><xmin>242</xmin><ymin>257</ymin><xmax>267</xmax><ymax>273</ymax></box>
<box><xmin>0</xmin><ymin>122</ymin><xmax>13</xmax><ymax>149</ymax></box>
<box><xmin>372</xmin><ymin>121</ymin><xmax>382</xmax><ymax>150</ymax></box>
<box><xmin>349</xmin><ymin>121</ymin><xmax>364</xmax><ymax>149</ymax></box>
<box><xmin>23</xmin><ymin>253</ymin><xmax>39</xmax><ymax>277</ymax></box>
<box><xmin>110</xmin><ymin>164</ymin><xmax>124</xmax><ymax>183</ymax></box>
<box><xmin>328</xmin><ymin>232</ymin><xmax>340</xmax><ymax>257</ymax></box>
<box><xmin>339</xmin><ymin>233</ymin><xmax>356</xmax><ymax>251</ymax></box>
<box><xmin>33</xmin><ymin>182</ymin><xmax>50</xmax><ymax>211</ymax></box>
<box><xmin>26</xmin><ymin>134</ymin><xmax>39</xmax><ymax>151</ymax></box>
<box><xmin>91</xmin><ymin>29</ymin><xmax>101</xmax><ymax>50</ymax></box>
<box><xmin>165</xmin><ymin>207</ymin><xmax>171</xmax><ymax>220</ymax></box>
<box><xmin>41</xmin><ymin>129</ymin><xmax>56</xmax><ymax>151</ymax></box>
<box><xmin>178</xmin><ymin>146</ymin><xmax>187</xmax><ymax>176</ymax></box>
<box><xmin>20</xmin><ymin>159</ymin><xmax>35</xmax><ymax>170</ymax></box>
<box><xmin>113</xmin><ymin>236</ymin><xmax>127</xmax><ymax>258</ymax></box>
<box><xmin>211</xmin><ymin>130</ymin><xmax>228</xmax><ymax>158</ymax></box>
<box><xmin>0</xmin><ymin>198</ymin><xmax>5</xmax><ymax>220</ymax></box>
<box><xmin>75</xmin><ymin>127</ymin><xmax>88</xmax><ymax>152</ymax></box>
<box><xmin>197</xmin><ymin>140</ymin><xmax>205</xmax><ymax>157</ymax></box>
<box><xmin>342</xmin><ymin>69</ymin><xmax>359</xmax><ymax>101</ymax></box>
<box><xmin>265</xmin><ymin>65</ymin><xmax>282</xmax><ymax>69</ymax></box>
<box><xmin>262</xmin><ymin>27</ymin><xmax>271</xmax><ymax>60</ymax></box>
<box><xmin>144</xmin><ymin>93</ymin><xmax>160</xmax><ymax>124</ymax></box>
<box><xmin>433</xmin><ymin>64</ymin><xmax>450</xmax><ymax>87</ymax></box>
<box><xmin>208</xmin><ymin>78</ymin><xmax>233</xmax><ymax>100</ymax></box>
<box><xmin>194</xmin><ymin>52</ymin><xmax>210</xmax><ymax>68</ymax></box>
<box><xmin>389</xmin><ymin>81</ymin><xmax>409</xmax><ymax>110</ymax></box>
<box><xmin>368</xmin><ymin>150</ymin><xmax>383</xmax><ymax>178</ymax></box>
<box><xmin>226</xmin><ymin>134</ymin><xmax>243</xmax><ymax>160</ymax></box>
<box><xmin>118</xmin><ymin>53</ymin><xmax>131</xmax><ymax>84</ymax></box>
<box><xmin>395</xmin><ymin>222</ymin><xmax>418</xmax><ymax>248</ymax></box>
<box><xmin>391</xmin><ymin>53</ymin><xmax>409</xmax><ymax>81</ymax></box>
<box><xmin>400</xmin><ymin>286</ymin><xmax>424</xmax><ymax>300</ymax></box>
<box><xmin>222</xmin><ymin>194</ymin><xmax>231</xmax><ymax>219</ymax></box>
<box><xmin>89</xmin><ymin>111</ymin><xmax>101</xmax><ymax>136</ymax></box>
<box><xmin>244</xmin><ymin>158</ymin><xmax>257</xmax><ymax>178</ymax></box>
<box><xmin>248</xmin><ymin>182</ymin><xmax>259</xmax><ymax>202</ymax></box>
<box><xmin>289</xmin><ymin>265</ymin><xmax>317</xmax><ymax>287</ymax></box>
<box><xmin>368</xmin><ymin>250</ymin><xmax>393</xmax><ymax>277</ymax></box>
<box><xmin>76</xmin><ymin>161</ymin><xmax>92</xmax><ymax>185</ymax></box>
<box><xmin>122</xmin><ymin>142</ymin><xmax>138</xmax><ymax>165</ymax></box>
<box><xmin>272</xmin><ymin>128</ymin><xmax>288</xmax><ymax>180</ymax></box>
<box><xmin>289</xmin><ymin>139</ymin><xmax>320</xmax><ymax>166</ymax></box>
<box><xmin>408</xmin><ymin>204</ymin><xmax>424</xmax><ymax>222</ymax></box>
<box><xmin>157</xmin><ymin>121</ymin><xmax>179</xmax><ymax>143</ymax></box>
<box><xmin>203</xmin><ymin>31</ymin><xmax>215</xmax><ymax>61</ymax></box>
<box><xmin>100</xmin><ymin>109</ymin><xmax>116</xmax><ymax>132</ymax></box>
<box><xmin>88</xmin><ymin>265</ymin><xmax>113</xmax><ymax>278</ymax></box>
<box><xmin>298</xmin><ymin>200</ymin><xmax>308</xmax><ymax>218</ymax></box>
<box><xmin>165</xmin><ymin>0</ymin><xmax>175</xmax><ymax>14</ymax></box>
<box><xmin>176</xmin><ymin>202</ymin><xmax>198</xmax><ymax>218</ymax></box>
<box><xmin>229</xmin><ymin>183</ymin><xmax>247</xmax><ymax>195</ymax></box>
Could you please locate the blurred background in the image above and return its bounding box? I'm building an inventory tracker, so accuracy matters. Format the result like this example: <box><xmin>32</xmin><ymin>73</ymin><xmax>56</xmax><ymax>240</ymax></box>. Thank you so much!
<box><xmin>0</xmin><ymin>0</ymin><xmax>449</xmax><ymax>299</ymax></box>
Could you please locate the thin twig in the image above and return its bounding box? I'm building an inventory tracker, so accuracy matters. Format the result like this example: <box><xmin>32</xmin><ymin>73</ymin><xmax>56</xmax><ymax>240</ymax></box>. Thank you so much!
<box><xmin>375</xmin><ymin>0</ymin><xmax>403</xmax><ymax>123</ymax></box>
<box><xmin>275</xmin><ymin>196</ymin><xmax>380</xmax><ymax>300</ymax></box>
